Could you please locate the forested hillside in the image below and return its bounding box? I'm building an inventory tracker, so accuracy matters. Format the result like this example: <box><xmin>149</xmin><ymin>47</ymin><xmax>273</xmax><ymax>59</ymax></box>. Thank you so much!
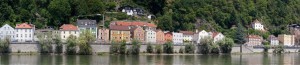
<box><xmin>1</xmin><ymin>0</ymin><xmax>299</xmax><ymax>36</ymax></box>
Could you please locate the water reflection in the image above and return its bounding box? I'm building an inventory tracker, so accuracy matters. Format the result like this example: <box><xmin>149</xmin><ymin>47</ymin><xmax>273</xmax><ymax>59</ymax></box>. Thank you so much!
<box><xmin>0</xmin><ymin>53</ymin><xmax>299</xmax><ymax>65</ymax></box>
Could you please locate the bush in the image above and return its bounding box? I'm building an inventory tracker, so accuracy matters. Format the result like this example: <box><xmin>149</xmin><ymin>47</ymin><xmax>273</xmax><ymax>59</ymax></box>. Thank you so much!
<box><xmin>146</xmin><ymin>43</ymin><xmax>153</xmax><ymax>53</ymax></box>
<box><xmin>110</xmin><ymin>40</ymin><xmax>119</xmax><ymax>54</ymax></box>
<box><xmin>53</xmin><ymin>35</ymin><xmax>63</xmax><ymax>54</ymax></box>
<box><xmin>184</xmin><ymin>43</ymin><xmax>195</xmax><ymax>53</ymax></box>
<box><xmin>66</xmin><ymin>35</ymin><xmax>77</xmax><ymax>55</ymax></box>
<box><xmin>0</xmin><ymin>38</ymin><xmax>10</xmax><ymax>53</ymax></box>
<box><xmin>37</xmin><ymin>32</ymin><xmax>54</xmax><ymax>53</ymax></box>
<box><xmin>179</xmin><ymin>47</ymin><xmax>184</xmax><ymax>53</ymax></box>
<box><xmin>263</xmin><ymin>41</ymin><xmax>270</xmax><ymax>53</ymax></box>
<box><xmin>163</xmin><ymin>41</ymin><xmax>174</xmax><ymax>54</ymax></box>
<box><xmin>155</xmin><ymin>44</ymin><xmax>162</xmax><ymax>54</ymax></box>
<box><xmin>273</xmin><ymin>45</ymin><xmax>285</xmax><ymax>54</ymax></box>
<box><xmin>210</xmin><ymin>44</ymin><xmax>220</xmax><ymax>54</ymax></box>
<box><xmin>119</xmin><ymin>40</ymin><xmax>127</xmax><ymax>54</ymax></box>
<box><xmin>78</xmin><ymin>30</ymin><xmax>95</xmax><ymax>55</ymax></box>
<box><xmin>198</xmin><ymin>37</ymin><xmax>213</xmax><ymax>54</ymax></box>
<box><xmin>217</xmin><ymin>38</ymin><xmax>234</xmax><ymax>53</ymax></box>
<box><xmin>129</xmin><ymin>39</ymin><xmax>140</xmax><ymax>55</ymax></box>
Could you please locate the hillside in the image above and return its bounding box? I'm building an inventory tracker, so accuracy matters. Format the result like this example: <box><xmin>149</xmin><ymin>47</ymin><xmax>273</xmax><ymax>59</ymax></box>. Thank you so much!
<box><xmin>0</xmin><ymin>0</ymin><xmax>299</xmax><ymax>36</ymax></box>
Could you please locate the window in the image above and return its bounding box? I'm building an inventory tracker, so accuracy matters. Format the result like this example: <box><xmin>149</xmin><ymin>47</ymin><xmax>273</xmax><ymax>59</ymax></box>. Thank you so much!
<box><xmin>64</xmin><ymin>36</ymin><xmax>65</xmax><ymax>38</ymax></box>
<box><xmin>25</xmin><ymin>29</ymin><xmax>27</xmax><ymax>32</ymax></box>
<box><xmin>25</xmin><ymin>34</ymin><xmax>27</xmax><ymax>37</ymax></box>
<box><xmin>64</xmin><ymin>31</ymin><xmax>65</xmax><ymax>34</ymax></box>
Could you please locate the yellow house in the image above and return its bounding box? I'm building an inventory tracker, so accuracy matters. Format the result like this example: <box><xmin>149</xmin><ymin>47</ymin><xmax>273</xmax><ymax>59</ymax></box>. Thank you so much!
<box><xmin>109</xmin><ymin>25</ymin><xmax>131</xmax><ymax>42</ymax></box>
<box><xmin>278</xmin><ymin>34</ymin><xmax>295</xmax><ymax>46</ymax></box>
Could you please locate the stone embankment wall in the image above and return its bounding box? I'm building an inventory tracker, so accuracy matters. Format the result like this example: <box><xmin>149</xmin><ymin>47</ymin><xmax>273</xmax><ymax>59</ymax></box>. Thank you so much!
<box><xmin>8</xmin><ymin>43</ymin><xmax>300</xmax><ymax>53</ymax></box>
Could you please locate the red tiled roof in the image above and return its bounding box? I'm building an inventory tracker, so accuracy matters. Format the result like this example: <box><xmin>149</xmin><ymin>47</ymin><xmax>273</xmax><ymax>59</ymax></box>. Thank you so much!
<box><xmin>212</xmin><ymin>32</ymin><xmax>220</xmax><ymax>38</ymax></box>
<box><xmin>15</xmin><ymin>23</ymin><xmax>34</xmax><ymax>29</ymax></box>
<box><xmin>60</xmin><ymin>24</ymin><xmax>78</xmax><ymax>31</ymax></box>
<box><xmin>247</xmin><ymin>35</ymin><xmax>262</xmax><ymax>39</ymax></box>
<box><xmin>110</xmin><ymin>25</ymin><xmax>131</xmax><ymax>31</ymax></box>
<box><xmin>113</xmin><ymin>21</ymin><xmax>157</xmax><ymax>27</ymax></box>
<box><xmin>179</xmin><ymin>31</ymin><xmax>194</xmax><ymax>35</ymax></box>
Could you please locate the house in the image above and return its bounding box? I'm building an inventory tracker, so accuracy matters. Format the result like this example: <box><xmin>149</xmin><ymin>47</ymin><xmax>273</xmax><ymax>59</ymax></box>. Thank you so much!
<box><xmin>130</xmin><ymin>26</ymin><xmax>145</xmax><ymax>42</ymax></box>
<box><xmin>110</xmin><ymin>21</ymin><xmax>157</xmax><ymax>30</ymax></box>
<box><xmin>35</xmin><ymin>28</ymin><xmax>60</xmax><ymax>42</ymax></box>
<box><xmin>164</xmin><ymin>32</ymin><xmax>173</xmax><ymax>42</ymax></box>
<box><xmin>193</xmin><ymin>30</ymin><xmax>210</xmax><ymax>43</ymax></box>
<box><xmin>172</xmin><ymin>32</ymin><xmax>183</xmax><ymax>44</ymax></box>
<box><xmin>98</xmin><ymin>28</ymin><xmax>110</xmax><ymax>43</ymax></box>
<box><xmin>119</xmin><ymin>6</ymin><xmax>145</xmax><ymax>16</ymax></box>
<box><xmin>251</xmin><ymin>19</ymin><xmax>264</xmax><ymax>31</ymax></box>
<box><xmin>245</xmin><ymin>35</ymin><xmax>263</xmax><ymax>46</ymax></box>
<box><xmin>268</xmin><ymin>35</ymin><xmax>279</xmax><ymax>46</ymax></box>
<box><xmin>60</xmin><ymin>24</ymin><xmax>79</xmax><ymax>41</ymax></box>
<box><xmin>278</xmin><ymin>34</ymin><xmax>295</xmax><ymax>46</ymax></box>
<box><xmin>179</xmin><ymin>31</ymin><xmax>194</xmax><ymax>42</ymax></box>
<box><xmin>0</xmin><ymin>24</ymin><xmax>15</xmax><ymax>41</ymax></box>
<box><xmin>211</xmin><ymin>32</ymin><xmax>225</xmax><ymax>43</ymax></box>
<box><xmin>145</xmin><ymin>29</ymin><xmax>156</xmax><ymax>43</ymax></box>
<box><xmin>109</xmin><ymin>25</ymin><xmax>131</xmax><ymax>42</ymax></box>
<box><xmin>77</xmin><ymin>19</ymin><xmax>98</xmax><ymax>38</ymax></box>
<box><xmin>15</xmin><ymin>23</ymin><xmax>35</xmax><ymax>42</ymax></box>
<box><xmin>288</xmin><ymin>24</ymin><xmax>300</xmax><ymax>45</ymax></box>
<box><xmin>156</xmin><ymin>30</ymin><xmax>165</xmax><ymax>44</ymax></box>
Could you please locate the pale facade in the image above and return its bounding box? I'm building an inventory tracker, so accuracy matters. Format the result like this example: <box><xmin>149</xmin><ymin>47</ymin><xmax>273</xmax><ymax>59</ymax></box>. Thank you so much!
<box><xmin>0</xmin><ymin>24</ymin><xmax>16</xmax><ymax>41</ymax></box>
<box><xmin>251</xmin><ymin>19</ymin><xmax>264</xmax><ymax>31</ymax></box>
<box><xmin>212</xmin><ymin>32</ymin><xmax>225</xmax><ymax>43</ymax></box>
<box><xmin>268</xmin><ymin>35</ymin><xmax>279</xmax><ymax>46</ymax></box>
<box><xmin>98</xmin><ymin>28</ymin><xmax>110</xmax><ymax>43</ymax></box>
<box><xmin>278</xmin><ymin>34</ymin><xmax>295</xmax><ymax>46</ymax></box>
<box><xmin>245</xmin><ymin>35</ymin><xmax>263</xmax><ymax>46</ymax></box>
<box><xmin>193</xmin><ymin>30</ymin><xmax>210</xmax><ymax>43</ymax></box>
<box><xmin>145</xmin><ymin>29</ymin><xmax>156</xmax><ymax>43</ymax></box>
<box><xmin>15</xmin><ymin>23</ymin><xmax>35</xmax><ymax>42</ymax></box>
<box><xmin>172</xmin><ymin>32</ymin><xmax>183</xmax><ymax>44</ymax></box>
<box><xmin>60</xmin><ymin>24</ymin><xmax>79</xmax><ymax>41</ymax></box>
<box><xmin>179</xmin><ymin>31</ymin><xmax>194</xmax><ymax>42</ymax></box>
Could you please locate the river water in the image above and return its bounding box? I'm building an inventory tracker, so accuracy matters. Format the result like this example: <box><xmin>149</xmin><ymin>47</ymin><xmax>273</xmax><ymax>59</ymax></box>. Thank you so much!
<box><xmin>0</xmin><ymin>53</ymin><xmax>299</xmax><ymax>65</ymax></box>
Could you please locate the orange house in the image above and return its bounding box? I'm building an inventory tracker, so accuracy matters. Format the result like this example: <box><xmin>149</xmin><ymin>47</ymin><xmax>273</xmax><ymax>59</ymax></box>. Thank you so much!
<box><xmin>109</xmin><ymin>25</ymin><xmax>131</xmax><ymax>42</ymax></box>
<box><xmin>164</xmin><ymin>32</ymin><xmax>173</xmax><ymax>42</ymax></box>
<box><xmin>156</xmin><ymin>30</ymin><xmax>165</xmax><ymax>44</ymax></box>
<box><xmin>130</xmin><ymin>26</ymin><xmax>145</xmax><ymax>42</ymax></box>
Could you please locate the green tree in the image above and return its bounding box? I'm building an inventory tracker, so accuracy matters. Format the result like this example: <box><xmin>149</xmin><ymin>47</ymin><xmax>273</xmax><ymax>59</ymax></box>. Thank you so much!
<box><xmin>119</xmin><ymin>40</ymin><xmax>127</xmax><ymax>54</ymax></box>
<box><xmin>146</xmin><ymin>43</ymin><xmax>153</xmax><ymax>53</ymax></box>
<box><xmin>53</xmin><ymin>34</ymin><xmax>63</xmax><ymax>54</ymax></box>
<box><xmin>37</xmin><ymin>32</ymin><xmax>53</xmax><ymax>53</ymax></box>
<box><xmin>198</xmin><ymin>37</ymin><xmax>213</xmax><ymax>54</ymax></box>
<box><xmin>235</xmin><ymin>23</ymin><xmax>246</xmax><ymax>44</ymax></box>
<box><xmin>110</xmin><ymin>40</ymin><xmax>119</xmax><ymax>54</ymax></box>
<box><xmin>129</xmin><ymin>39</ymin><xmax>140</xmax><ymax>55</ymax></box>
<box><xmin>78</xmin><ymin>30</ymin><xmax>95</xmax><ymax>55</ymax></box>
<box><xmin>163</xmin><ymin>41</ymin><xmax>173</xmax><ymax>54</ymax></box>
<box><xmin>66</xmin><ymin>35</ymin><xmax>77</xmax><ymax>55</ymax></box>
<box><xmin>155</xmin><ymin>44</ymin><xmax>162</xmax><ymax>54</ymax></box>
<box><xmin>0</xmin><ymin>37</ymin><xmax>10</xmax><ymax>53</ymax></box>
<box><xmin>184</xmin><ymin>43</ymin><xmax>195</xmax><ymax>53</ymax></box>
<box><xmin>217</xmin><ymin>38</ymin><xmax>234</xmax><ymax>53</ymax></box>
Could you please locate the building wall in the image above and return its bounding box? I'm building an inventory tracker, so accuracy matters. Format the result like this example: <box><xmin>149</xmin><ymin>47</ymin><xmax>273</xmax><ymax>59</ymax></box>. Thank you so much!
<box><xmin>164</xmin><ymin>33</ymin><xmax>172</xmax><ymax>42</ymax></box>
<box><xmin>15</xmin><ymin>28</ymin><xmax>34</xmax><ymax>42</ymax></box>
<box><xmin>79</xmin><ymin>27</ymin><xmax>98</xmax><ymax>38</ymax></box>
<box><xmin>0</xmin><ymin>24</ymin><xmax>15</xmax><ymax>41</ymax></box>
<box><xmin>98</xmin><ymin>28</ymin><xmax>110</xmax><ymax>43</ymax></box>
<box><xmin>246</xmin><ymin>38</ymin><xmax>262</xmax><ymax>46</ymax></box>
<box><xmin>172</xmin><ymin>32</ymin><xmax>183</xmax><ymax>44</ymax></box>
<box><xmin>132</xmin><ymin>27</ymin><xmax>145</xmax><ymax>42</ymax></box>
<box><xmin>213</xmin><ymin>34</ymin><xmax>224</xmax><ymax>43</ymax></box>
<box><xmin>183</xmin><ymin>35</ymin><xmax>193</xmax><ymax>42</ymax></box>
<box><xmin>193</xmin><ymin>30</ymin><xmax>209</xmax><ymax>43</ymax></box>
<box><xmin>252</xmin><ymin>23</ymin><xmax>264</xmax><ymax>30</ymax></box>
<box><xmin>278</xmin><ymin>34</ymin><xmax>295</xmax><ymax>46</ymax></box>
<box><xmin>60</xmin><ymin>30</ymin><xmax>79</xmax><ymax>41</ymax></box>
<box><xmin>110</xmin><ymin>30</ymin><xmax>130</xmax><ymax>42</ymax></box>
<box><xmin>145</xmin><ymin>30</ymin><xmax>156</xmax><ymax>43</ymax></box>
<box><xmin>270</xmin><ymin>39</ymin><xmax>279</xmax><ymax>46</ymax></box>
<box><xmin>156</xmin><ymin>31</ymin><xmax>165</xmax><ymax>44</ymax></box>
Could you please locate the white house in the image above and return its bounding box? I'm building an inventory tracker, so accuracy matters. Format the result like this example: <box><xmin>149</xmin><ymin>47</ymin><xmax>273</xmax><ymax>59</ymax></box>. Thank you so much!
<box><xmin>77</xmin><ymin>19</ymin><xmax>98</xmax><ymax>38</ymax></box>
<box><xmin>15</xmin><ymin>23</ymin><xmax>35</xmax><ymax>42</ymax></box>
<box><xmin>179</xmin><ymin>31</ymin><xmax>194</xmax><ymax>42</ymax></box>
<box><xmin>172</xmin><ymin>32</ymin><xmax>183</xmax><ymax>44</ymax></box>
<box><xmin>145</xmin><ymin>29</ymin><xmax>156</xmax><ymax>43</ymax></box>
<box><xmin>60</xmin><ymin>24</ymin><xmax>79</xmax><ymax>41</ymax></box>
<box><xmin>193</xmin><ymin>30</ymin><xmax>210</xmax><ymax>43</ymax></box>
<box><xmin>0</xmin><ymin>24</ymin><xmax>16</xmax><ymax>41</ymax></box>
<box><xmin>211</xmin><ymin>32</ymin><xmax>225</xmax><ymax>43</ymax></box>
<box><xmin>251</xmin><ymin>19</ymin><xmax>264</xmax><ymax>31</ymax></box>
<box><xmin>268</xmin><ymin>35</ymin><xmax>279</xmax><ymax>46</ymax></box>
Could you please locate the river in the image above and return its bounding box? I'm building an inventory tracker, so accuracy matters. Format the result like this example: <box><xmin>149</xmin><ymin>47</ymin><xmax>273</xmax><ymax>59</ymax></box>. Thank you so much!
<box><xmin>0</xmin><ymin>53</ymin><xmax>299</xmax><ymax>65</ymax></box>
